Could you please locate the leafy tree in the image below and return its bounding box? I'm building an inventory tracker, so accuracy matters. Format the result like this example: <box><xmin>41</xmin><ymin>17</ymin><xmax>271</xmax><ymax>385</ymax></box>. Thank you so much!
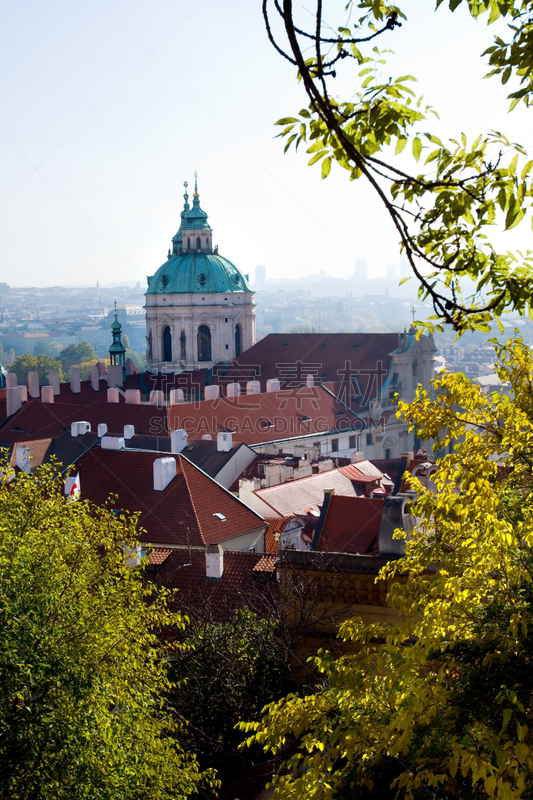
<box><xmin>34</xmin><ymin>340</ymin><xmax>62</xmax><ymax>357</ymax></box>
<box><xmin>0</xmin><ymin>460</ymin><xmax>215</xmax><ymax>800</ymax></box>
<box><xmin>122</xmin><ymin>334</ymin><xmax>131</xmax><ymax>350</ymax></box>
<box><xmin>59</xmin><ymin>341</ymin><xmax>97</xmax><ymax>369</ymax></box>
<box><xmin>169</xmin><ymin>608</ymin><xmax>286</xmax><ymax>783</ymax></box>
<box><xmin>244</xmin><ymin>336</ymin><xmax>533</xmax><ymax>799</ymax></box>
<box><xmin>264</xmin><ymin>0</ymin><xmax>533</xmax><ymax>332</ymax></box>
<box><xmin>8</xmin><ymin>353</ymin><xmax>64</xmax><ymax>383</ymax></box>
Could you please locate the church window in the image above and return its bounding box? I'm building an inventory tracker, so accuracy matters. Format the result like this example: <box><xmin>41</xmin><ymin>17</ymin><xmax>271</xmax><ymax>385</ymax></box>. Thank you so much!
<box><xmin>235</xmin><ymin>324</ymin><xmax>242</xmax><ymax>357</ymax></box>
<box><xmin>385</xmin><ymin>448</ymin><xmax>391</xmax><ymax>459</ymax></box>
<box><xmin>198</xmin><ymin>273</ymin><xmax>207</xmax><ymax>286</ymax></box>
<box><xmin>225</xmin><ymin>318</ymin><xmax>228</xmax><ymax>323</ymax></box>
<box><xmin>197</xmin><ymin>325</ymin><xmax>212</xmax><ymax>362</ymax></box>
<box><xmin>180</xmin><ymin>328</ymin><xmax>186</xmax><ymax>360</ymax></box>
<box><xmin>187</xmin><ymin>237</ymin><xmax>191</xmax><ymax>249</ymax></box>
<box><xmin>225</xmin><ymin>344</ymin><xmax>228</xmax><ymax>349</ymax></box>
<box><xmin>162</xmin><ymin>326</ymin><xmax>172</xmax><ymax>362</ymax></box>
<box><xmin>196</xmin><ymin>237</ymin><xmax>201</xmax><ymax>249</ymax></box>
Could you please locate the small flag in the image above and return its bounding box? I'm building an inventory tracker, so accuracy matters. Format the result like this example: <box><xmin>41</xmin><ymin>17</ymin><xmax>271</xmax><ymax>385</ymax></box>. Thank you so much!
<box><xmin>64</xmin><ymin>474</ymin><xmax>80</xmax><ymax>500</ymax></box>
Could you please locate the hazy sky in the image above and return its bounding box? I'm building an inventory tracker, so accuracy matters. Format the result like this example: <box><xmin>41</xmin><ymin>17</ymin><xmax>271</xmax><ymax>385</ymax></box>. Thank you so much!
<box><xmin>1</xmin><ymin>0</ymin><xmax>532</xmax><ymax>288</ymax></box>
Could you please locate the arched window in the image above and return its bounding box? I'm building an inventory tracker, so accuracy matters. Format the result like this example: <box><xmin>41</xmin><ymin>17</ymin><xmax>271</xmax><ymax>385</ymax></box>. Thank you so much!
<box><xmin>196</xmin><ymin>236</ymin><xmax>201</xmax><ymax>250</ymax></box>
<box><xmin>197</xmin><ymin>325</ymin><xmax>211</xmax><ymax>362</ymax></box>
<box><xmin>162</xmin><ymin>326</ymin><xmax>172</xmax><ymax>362</ymax></box>
<box><xmin>187</xmin><ymin>237</ymin><xmax>191</xmax><ymax>249</ymax></box>
<box><xmin>235</xmin><ymin>323</ymin><xmax>242</xmax><ymax>357</ymax></box>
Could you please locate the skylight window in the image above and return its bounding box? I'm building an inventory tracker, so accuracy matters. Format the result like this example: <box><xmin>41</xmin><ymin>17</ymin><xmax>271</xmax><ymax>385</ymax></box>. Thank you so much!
<box><xmin>213</xmin><ymin>512</ymin><xmax>227</xmax><ymax>521</ymax></box>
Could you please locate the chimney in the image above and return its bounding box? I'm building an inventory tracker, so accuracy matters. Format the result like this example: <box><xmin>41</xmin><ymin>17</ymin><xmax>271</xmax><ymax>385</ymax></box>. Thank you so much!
<box><xmin>125</xmin><ymin>389</ymin><xmax>141</xmax><ymax>405</ymax></box>
<box><xmin>227</xmin><ymin>382</ymin><xmax>241</xmax><ymax>398</ymax></box>
<box><xmin>205</xmin><ymin>543</ymin><xmax>224</xmax><ymax>580</ymax></box>
<box><xmin>153</xmin><ymin>457</ymin><xmax>177</xmax><ymax>491</ymax></box>
<box><xmin>97</xmin><ymin>423</ymin><xmax>108</xmax><ymax>437</ymax></box>
<box><xmin>49</xmin><ymin>369</ymin><xmax>60</xmax><ymax>395</ymax></box>
<box><xmin>16</xmin><ymin>445</ymin><xmax>30</xmax><ymax>473</ymax></box>
<box><xmin>6</xmin><ymin>373</ymin><xmax>17</xmax><ymax>389</ymax></box>
<box><xmin>101</xmin><ymin>436</ymin><xmax>125</xmax><ymax>451</ymax></box>
<box><xmin>90</xmin><ymin>365</ymin><xmax>99</xmax><ymax>392</ymax></box>
<box><xmin>217</xmin><ymin>432</ymin><xmax>232</xmax><ymax>452</ymax></box>
<box><xmin>204</xmin><ymin>385</ymin><xmax>220</xmax><ymax>401</ymax></box>
<box><xmin>170</xmin><ymin>429</ymin><xmax>187</xmax><ymax>454</ymax></box>
<box><xmin>6</xmin><ymin>387</ymin><xmax>22</xmax><ymax>417</ymax></box>
<box><xmin>27</xmin><ymin>371</ymin><xmax>40</xmax><ymax>398</ymax></box>
<box><xmin>124</xmin><ymin>424</ymin><xmax>135</xmax><ymax>440</ymax></box>
<box><xmin>107</xmin><ymin>387</ymin><xmax>120</xmax><ymax>403</ymax></box>
<box><xmin>107</xmin><ymin>364</ymin><xmax>123</xmax><ymax>389</ymax></box>
<box><xmin>311</xmin><ymin>487</ymin><xmax>335</xmax><ymax>551</ymax></box>
<box><xmin>306</xmin><ymin>374</ymin><xmax>314</xmax><ymax>387</ymax></box>
<box><xmin>266</xmin><ymin>378</ymin><xmax>281</xmax><ymax>393</ymax></box>
<box><xmin>69</xmin><ymin>368</ymin><xmax>81</xmax><ymax>393</ymax></box>
<box><xmin>246</xmin><ymin>380</ymin><xmax>261</xmax><ymax>395</ymax></box>
<box><xmin>169</xmin><ymin>388</ymin><xmax>185</xmax><ymax>405</ymax></box>
<box><xmin>71</xmin><ymin>421</ymin><xmax>91</xmax><ymax>437</ymax></box>
<box><xmin>202</xmin><ymin>434</ymin><xmax>212</xmax><ymax>440</ymax></box>
<box><xmin>41</xmin><ymin>386</ymin><xmax>54</xmax><ymax>404</ymax></box>
<box><xmin>150</xmin><ymin>390</ymin><xmax>165</xmax><ymax>407</ymax></box>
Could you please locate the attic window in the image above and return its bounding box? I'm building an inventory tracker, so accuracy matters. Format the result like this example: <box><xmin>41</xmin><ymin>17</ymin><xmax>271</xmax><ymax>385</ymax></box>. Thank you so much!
<box><xmin>198</xmin><ymin>274</ymin><xmax>207</xmax><ymax>286</ymax></box>
<box><xmin>161</xmin><ymin>275</ymin><xmax>169</xmax><ymax>287</ymax></box>
<box><xmin>213</xmin><ymin>512</ymin><xmax>227</xmax><ymax>521</ymax></box>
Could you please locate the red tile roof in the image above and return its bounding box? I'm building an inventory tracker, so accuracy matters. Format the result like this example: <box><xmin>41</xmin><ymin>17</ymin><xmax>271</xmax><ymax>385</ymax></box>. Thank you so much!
<box><xmin>1</xmin><ymin>383</ymin><xmax>359</xmax><ymax>449</ymax></box>
<box><xmin>0</xmin><ymin>399</ymin><xmax>167</xmax><ymax>444</ymax></box>
<box><xmin>318</xmin><ymin>495</ymin><xmax>384</xmax><ymax>554</ymax></box>
<box><xmin>167</xmin><ymin>384</ymin><xmax>360</xmax><ymax>445</ymax></box>
<box><xmin>75</xmin><ymin>448</ymin><xmax>266</xmax><ymax>547</ymax></box>
<box><xmin>148</xmin><ymin>548</ymin><xmax>278</xmax><ymax>621</ymax></box>
<box><xmin>211</xmin><ymin>332</ymin><xmax>399</xmax><ymax>412</ymax></box>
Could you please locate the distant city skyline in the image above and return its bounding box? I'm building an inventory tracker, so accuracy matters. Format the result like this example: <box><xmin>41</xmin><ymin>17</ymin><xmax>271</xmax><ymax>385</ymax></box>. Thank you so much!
<box><xmin>1</xmin><ymin>1</ymin><xmax>532</xmax><ymax>288</ymax></box>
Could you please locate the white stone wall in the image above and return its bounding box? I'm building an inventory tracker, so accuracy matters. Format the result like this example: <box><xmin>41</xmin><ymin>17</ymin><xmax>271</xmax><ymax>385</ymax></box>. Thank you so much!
<box><xmin>145</xmin><ymin>290</ymin><xmax>255</xmax><ymax>370</ymax></box>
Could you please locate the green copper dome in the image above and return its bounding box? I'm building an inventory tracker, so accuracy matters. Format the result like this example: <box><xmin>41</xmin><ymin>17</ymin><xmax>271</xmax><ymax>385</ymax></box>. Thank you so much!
<box><xmin>146</xmin><ymin>176</ymin><xmax>251</xmax><ymax>296</ymax></box>
<box><xmin>147</xmin><ymin>253</ymin><xmax>250</xmax><ymax>294</ymax></box>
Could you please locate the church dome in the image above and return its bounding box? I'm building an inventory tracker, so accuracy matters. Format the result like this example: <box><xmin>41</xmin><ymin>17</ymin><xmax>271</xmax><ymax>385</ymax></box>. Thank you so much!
<box><xmin>146</xmin><ymin>175</ymin><xmax>250</xmax><ymax>295</ymax></box>
<box><xmin>147</xmin><ymin>252</ymin><xmax>250</xmax><ymax>295</ymax></box>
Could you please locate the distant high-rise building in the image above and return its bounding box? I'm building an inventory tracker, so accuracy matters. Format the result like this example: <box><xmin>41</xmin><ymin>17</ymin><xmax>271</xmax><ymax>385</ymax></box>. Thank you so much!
<box><xmin>387</xmin><ymin>263</ymin><xmax>398</xmax><ymax>280</ymax></box>
<box><xmin>255</xmin><ymin>264</ymin><xmax>267</xmax><ymax>289</ymax></box>
<box><xmin>353</xmin><ymin>259</ymin><xmax>367</xmax><ymax>280</ymax></box>
<box><xmin>400</xmin><ymin>255</ymin><xmax>411</xmax><ymax>280</ymax></box>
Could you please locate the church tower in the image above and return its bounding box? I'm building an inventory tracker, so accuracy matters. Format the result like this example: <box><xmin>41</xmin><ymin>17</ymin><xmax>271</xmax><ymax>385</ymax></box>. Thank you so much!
<box><xmin>109</xmin><ymin>301</ymin><xmax>126</xmax><ymax>374</ymax></box>
<box><xmin>145</xmin><ymin>176</ymin><xmax>255</xmax><ymax>371</ymax></box>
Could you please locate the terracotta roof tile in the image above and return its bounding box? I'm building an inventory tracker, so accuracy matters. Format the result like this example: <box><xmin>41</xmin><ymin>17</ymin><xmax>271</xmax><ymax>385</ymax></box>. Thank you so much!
<box><xmin>166</xmin><ymin>384</ymin><xmax>360</xmax><ymax>446</ymax></box>
<box><xmin>252</xmin><ymin>555</ymin><xmax>277</xmax><ymax>572</ymax></box>
<box><xmin>149</xmin><ymin>548</ymin><xmax>278</xmax><ymax>621</ymax></box>
<box><xmin>318</xmin><ymin>495</ymin><xmax>384</xmax><ymax>554</ymax></box>
<box><xmin>75</xmin><ymin>447</ymin><xmax>266</xmax><ymax>548</ymax></box>
<box><xmin>211</xmin><ymin>332</ymin><xmax>398</xmax><ymax>412</ymax></box>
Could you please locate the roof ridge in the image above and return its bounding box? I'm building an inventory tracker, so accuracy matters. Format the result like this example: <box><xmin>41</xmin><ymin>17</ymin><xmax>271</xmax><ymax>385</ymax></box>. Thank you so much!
<box><xmin>180</xmin><ymin>451</ymin><xmax>266</xmax><ymax>522</ymax></box>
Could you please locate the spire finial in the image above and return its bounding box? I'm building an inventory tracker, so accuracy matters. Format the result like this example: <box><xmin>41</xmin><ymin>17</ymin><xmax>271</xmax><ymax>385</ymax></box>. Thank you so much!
<box><xmin>193</xmin><ymin>170</ymin><xmax>199</xmax><ymax>198</ymax></box>
<box><xmin>183</xmin><ymin>180</ymin><xmax>190</xmax><ymax>211</ymax></box>
<box><xmin>114</xmin><ymin>300</ymin><xmax>118</xmax><ymax>319</ymax></box>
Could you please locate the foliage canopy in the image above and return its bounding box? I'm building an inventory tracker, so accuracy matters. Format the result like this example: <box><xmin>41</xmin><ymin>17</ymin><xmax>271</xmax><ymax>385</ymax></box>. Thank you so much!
<box><xmin>244</xmin><ymin>336</ymin><xmax>533</xmax><ymax>798</ymax></box>
<box><xmin>265</xmin><ymin>0</ymin><xmax>533</xmax><ymax>332</ymax></box>
<box><xmin>0</xmin><ymin>460</ymin><xmax>214</xmax><ymax>800</ymax></box>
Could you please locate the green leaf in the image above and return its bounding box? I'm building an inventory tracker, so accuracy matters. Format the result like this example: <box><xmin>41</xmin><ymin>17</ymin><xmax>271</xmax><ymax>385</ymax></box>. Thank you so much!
<box><xmin>321</xmin><ymin>157</ymin><xmax>332</xmax><ymax>179</ymax></box>
<box><xmin>412</xmin><ymin>137</ymin><xmax>422</xmax><ymax>162</ymax></box>
<box><xmin>395</xmin><ymin>136</ymin><xmax>408</xmax><ymax>155</ymax></box>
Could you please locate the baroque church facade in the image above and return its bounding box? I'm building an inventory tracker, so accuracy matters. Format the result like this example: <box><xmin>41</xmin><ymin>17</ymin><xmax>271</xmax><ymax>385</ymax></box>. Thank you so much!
<box><xmin>145</xmin><ymin>178</ymin><xmax>255</xmax><ymax>371</ymax></box>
